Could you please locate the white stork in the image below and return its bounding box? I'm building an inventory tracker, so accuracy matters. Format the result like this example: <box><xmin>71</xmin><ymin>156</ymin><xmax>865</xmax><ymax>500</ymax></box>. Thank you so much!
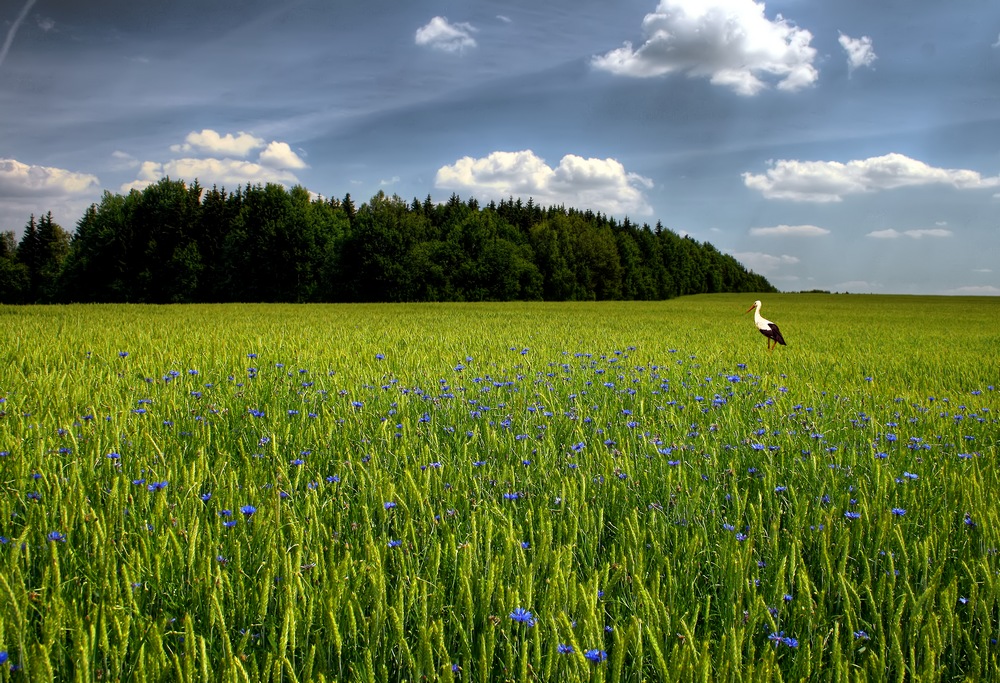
<box><xmin>746</xmin><ymin>300</ymin><xmax>786</xmax><ymax>351</ymax></box>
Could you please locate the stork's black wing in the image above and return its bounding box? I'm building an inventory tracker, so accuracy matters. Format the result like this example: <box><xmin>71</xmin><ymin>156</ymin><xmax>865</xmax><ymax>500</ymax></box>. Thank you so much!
<box><xmin>767</xmin><ymin>323</ymin><xmax>787</xmax><ymax>346</ymax></box>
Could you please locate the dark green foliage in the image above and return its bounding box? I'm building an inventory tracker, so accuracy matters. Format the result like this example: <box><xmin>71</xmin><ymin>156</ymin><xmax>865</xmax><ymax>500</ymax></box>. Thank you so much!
<box><xmin>2</xmin><ymin>178</ymin><xmax>776</xmax><ymax>303</ymax></box>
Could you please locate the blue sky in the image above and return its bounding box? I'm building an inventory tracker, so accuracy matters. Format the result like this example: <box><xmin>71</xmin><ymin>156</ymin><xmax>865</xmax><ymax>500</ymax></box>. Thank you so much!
<box><xmin>2</xmin><ymin>0</ymin><xmax>999</xmax><ymax>295</ymax></box>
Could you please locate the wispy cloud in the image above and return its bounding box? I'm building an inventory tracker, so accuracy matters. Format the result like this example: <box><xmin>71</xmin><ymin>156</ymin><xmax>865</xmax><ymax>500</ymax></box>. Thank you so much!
<box><xmin>436</xmin><ymin>150</ymin><xmax>653</xmax><ymax>215</ymax></box>
<box><xmin>838</xmin><ymin>32</ymin><xmax>877</xmax><ymax>74</ymax></box>
<box><xmin>415</xmin><ymin>16</ymin><xmax>478</xmax><ymax>53</ymax></box>
<box><xmin>592</xmin><ymin>0</ymin><xmax>818</xmax><ymax>95</ymax></box>
<box><xmin>865</xmin><ymin>228</ymin><xmax>953</xmax><ymax>239</ymax></box>
<box><xmin>749</xmin><ymin>224</ymin><xmax>830</xmax><ymax>237</ymax></box>
<box><xmin>0</xmin><ymin>0</ymin><xmax>38</xmax><ymax>70</ymax></box>
<box><xmin>744</xmin><ymin>153</ymin><xmax>1000</xmax><ymax>202</ymax></box>
<box><xmin>727</xmin><ymin>251</ymin><xmax>799</xmax><ymax>275</ymax></box>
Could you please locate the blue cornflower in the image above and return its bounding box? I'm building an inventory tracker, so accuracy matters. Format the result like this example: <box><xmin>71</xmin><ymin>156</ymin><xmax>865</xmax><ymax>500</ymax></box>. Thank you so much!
<box><xmin>290</xmin><ymin>458</ymin><xmax>305</xmax><ymax>466</ymax></box>
<box><xmin>201</xmin><ymin>493</ymin><xmax>212</xmax><ymax>502</ymax></box>
<box><xmin>844</xmin><ymin>511</ymin><xmax>861</xmax><ymax>520</ymax></box>
<box><xmin>0</xmin><ymin>651</ymin><xmax>7</xmax><ymax>664</ymax></box>
<box><xmin>147</xmin><ymin>481</ymin><xmax>168</xmax><ymax>492</ymax></box>
<box><xmin>240</xmin><ymin>505</ymin><xmax>256</xmax><ymax>517</ymax></box>
<box><xmin>107</xmin><ymin>452</ymin><xmax>120</xmax><ymax>460</ymax></box>
<box><xmin>584</xmin><ymin>649</ymin><xmax>607</xmax><ymax>663</ymax></box>
<box><xmin>375</xmin><ymin>353</ymin><xmax>385</xmax><ymax>360</ymax></box>
<box><xmin>387</xmin><ymin>539</ymin><xmax>402</xmax><ymax>548</ymax></box>
<box><xmin>557</xmin><ymin>644</ymin><xmax>574</xmax><ymax>654</ymax></box>
<box><xmin>521</xmin><ymin>541</ymin><xmax>530</xmax><ymax>549</ymax></box>
<box><xmin>891</xmin><ymin>508</ymin><xmax>906</xmax><ymax>516</ymax></box>
<box><xmin>47</xmin><ymin>531</ymin><xmax>66</xmax><ymax>542</ymax></box>
<box><xmin>503</xmin><ymin>492</ymin><xmax>520</xmax><ymax>500</ymax></box>
<box><xmin>223</xmin><ymin>520</ymin><xmax>237</xmax><ymax>528</ymax></box>
<box><xmin>509</xmin><ymin>607</ymin><xmax>535</xmax><ymax>626</ymax></box>
<box><xmin>854</xmin><ymin>630</ymin><xmax>870</xmax><ymax>640</ymax></box>
<box><xmin>384</xmin><ymin>501</ymin><xmax>397</xmax><ymax>510</ymax></box>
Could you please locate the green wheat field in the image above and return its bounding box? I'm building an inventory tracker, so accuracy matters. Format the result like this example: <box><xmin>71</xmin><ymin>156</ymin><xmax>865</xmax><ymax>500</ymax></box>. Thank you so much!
<box><xmin>0</xmin><ymin>294</ymin><xmax>998</xmax><ymax>682</ymax></box>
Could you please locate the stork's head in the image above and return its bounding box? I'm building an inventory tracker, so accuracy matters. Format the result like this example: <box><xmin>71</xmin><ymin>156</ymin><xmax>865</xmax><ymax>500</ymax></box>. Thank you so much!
<box><xmin>745</xmin><ymin>300</ymin><xmax>761</xmax><ymax>314</ymax></box>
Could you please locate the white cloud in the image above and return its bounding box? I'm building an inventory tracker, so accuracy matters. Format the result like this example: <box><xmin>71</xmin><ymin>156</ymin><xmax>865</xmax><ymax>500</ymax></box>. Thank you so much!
<box><xmin>749</xmin><ymin>224</ymin><xmax>829</xmax><ymax>237</ymax></box>
<box><xmin>838</xmin><ymin>32</ymin><xmax>876</xmax><ymax>73</ymax></box>
<box><xmin>123</xmin><ymin>131</ymin><xmax>309</xmax><ymax>192</ymax></box>
<box><xmin>744</xmin><ymin>153</ymin><xmax>1000</xmax><ymax>202</ymax></box>
<box><xmin>379</xmin><ymin>176</ymin><xmax>400</xmax><ymax>186</ymax></box>
<box><xmin>258</xmin><ymin>141</ymin><xmax>307</xmax><ymax>169</ymax></box>
<box><xmin>865</xmin><ymin>228</ymin><xmax>953</xmax><ymax>239</ymax></box>
<box><xmin>993</xmin><ymin>33</ymin><xmax>1000</xmax><ymax>48</ymax></box>
<box><xmin>415</xmin><ymin>16</ymin><xmax>477</xmax><ymax>53</ymax></box>
<box><xmin>436</xmin><ymin>150</ymin><xmax>653</xmax><ymax>215</ymax></box>
<box><xmin>0</xmin><ymin>157</ymin><xmax>101</xmax><ymax>234</ymax></box>
<box><xmin>973</xmin><ymin>268</ymin><xmax>993</xmax><ymax>273</ymax></box>
<box><xmin>833</xmin><ymin>280</ymin><xmax>882</xmax><ymax>292</ymax></box>
<box><xmin>945</xmin><ymin>285</ymin><xmax>1000</xmax><ymax>295</ymax></box>
<box><xmin>37</xmin><ymin>16</ymin><xmax>55</xmax><ymax>32</ymax></box>
<box><xmin>497</xmin><ymin>15</ymin><xmax>512</xmax><ymax>24</ymax></box>
<box><xmin>121</xmin><ymin>157</ymin><xmax>300</xmax><ymax>193</ymax></box>
<box><xmin>0</xmin><ymin>157</ymin><xmax>100</xmax><ymax>197</ymax></box>
<box><xmin>170</xmin><ymin>129</ymin><xmax>264</xmax><ymax>157</ymax></box>
<box><xmin>866</xmin><ymin>228</ymin><xmax>901</xmax><ymax>239</ymax></box>
<box><xmin>591</xmin><ymin>0</ymin><xmax>818</xmax><ymax>95</ymax></box>
<box><xmin>727</xmin><ymin>250</ymin><xmax>798</xmax><ymax>275</ymax></box>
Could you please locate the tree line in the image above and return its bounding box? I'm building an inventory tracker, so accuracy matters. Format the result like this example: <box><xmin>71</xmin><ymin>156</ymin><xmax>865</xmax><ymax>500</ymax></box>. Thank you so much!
<box><xmin>0</xmin><ymin>178</ymin><xmax>776</xmax><ymax>304</ymax></box>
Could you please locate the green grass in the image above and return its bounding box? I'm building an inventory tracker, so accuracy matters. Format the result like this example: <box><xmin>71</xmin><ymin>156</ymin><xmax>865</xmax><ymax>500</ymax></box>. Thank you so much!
<box><xmin>0</xmin><ymin>294</ymin><xmax>997</xmax><ymax>681</ymax></box>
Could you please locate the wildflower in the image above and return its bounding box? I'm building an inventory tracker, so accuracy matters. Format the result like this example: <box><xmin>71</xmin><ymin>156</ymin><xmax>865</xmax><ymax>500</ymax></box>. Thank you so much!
<box><xmin>223</xmin><ymin>520</ymin><xmax>237</xmax><ymax>528</ymax></box>
<box><xmin>844</xmin><ymin>511</ymin><xmax>861</xmax><ymax>520</ymax></box>
<box><xmin>147</xmin><ymin>481</ymin><xmax>168</xmax><ymax>492</ymax></box>
<box><xmin>47</xmin><ymin>531</ymin><xmax>66</xmax><ymax>542</ymax></box>
<box><xmin>383</xmin><ymin>501</ymin><xmax>397</xmax><ymax>510</ymax></box>
<box><xmin>240</xmin><ymin>505</ymin><xmax>256</xmax><ymax>517</ymax></box>
<box><xmin>768</xmin><ymin>631</ymin><xmax>798</xmax><ymax>648</ymax></box>
<box><xmin>201</xmin><ymin>493</ymin><xmax>212</xmax><ymax>502</ymax></box>
<box><xmin>503</xmin><ymin>492</ymin><xmax>520</xmax><ymax>500</ymax></box>
<box><xmin>387</xmin><ymin>539</ymin><xmax>402</xmax><ymax>548</ymax></box>
<box><xmin>509</xmin><ymin>607</ymin><xmax>535</xmax><ymax>626</ymax></box>
<box><xmin>557</xmin><ymin>643</ymin><xmax>574</xmax><ymax>654</ymax></box>
<box><xmin>584</xmin><ymin>649</ymin><xmax>607</xmax><ymax>663</ymax></box>
<box><xmin>891</xmin><ymin>508</ymin><xmax>906</xmax><ymax>516</ymax></box>
<box><xmin>290</xmin><ymin>458</ymin><xmax>305</xmax><ymax>466</ymax></box>
<box><xmin>521</xmin><ymin>541</ymin><xmax>530</xmax><ymax>549</ymax></box>
<box><xmin>854</xmin><ymin>630</ymin><xmax>870</xmax><ymax>640</ymax></box>
<box><xmin>107</xmin><ymin>452</ymin><xmax>120</xmax><ymax>460</ymax></box>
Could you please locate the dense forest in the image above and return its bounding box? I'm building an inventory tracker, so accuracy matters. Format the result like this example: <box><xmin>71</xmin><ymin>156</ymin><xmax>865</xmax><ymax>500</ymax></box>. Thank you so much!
<box><xmin>0</xmin><ymin>178</ymin><xmax>775</xmax><ymax>304</ymax></box>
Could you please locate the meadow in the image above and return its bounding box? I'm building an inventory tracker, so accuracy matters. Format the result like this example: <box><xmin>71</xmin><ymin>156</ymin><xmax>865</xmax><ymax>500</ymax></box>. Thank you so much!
<box><xmin>0</xmin><ymin>294</ymin><xmax>997</xmax><ymax>682</ymax></box>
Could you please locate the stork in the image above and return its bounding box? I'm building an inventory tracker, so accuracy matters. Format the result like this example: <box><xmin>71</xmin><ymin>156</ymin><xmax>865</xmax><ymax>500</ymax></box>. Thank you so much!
<box><xmin>746</xmin><ymin>300</ymin><xmax>786</xmax><ymax>351</ymax></box>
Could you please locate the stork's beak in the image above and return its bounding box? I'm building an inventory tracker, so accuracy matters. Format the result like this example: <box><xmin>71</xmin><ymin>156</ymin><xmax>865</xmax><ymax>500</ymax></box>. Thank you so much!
<box><xmin>745</xmin><ymin>304</ymin><xmax>755</xmax><ymax>313</ymax></box>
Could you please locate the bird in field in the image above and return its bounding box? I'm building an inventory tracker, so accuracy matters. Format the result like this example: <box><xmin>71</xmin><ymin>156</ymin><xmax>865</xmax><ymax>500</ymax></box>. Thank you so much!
<box><xmin>746</xmin><ymin>300</ymin><xmax>786</xmax><ymax>351</ymax></box>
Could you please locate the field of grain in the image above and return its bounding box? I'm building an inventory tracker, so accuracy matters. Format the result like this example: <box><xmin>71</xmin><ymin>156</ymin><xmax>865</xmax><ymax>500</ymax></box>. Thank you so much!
<box><xmin>0</xmin><ymin>294</ymin><xmax>997</xmax><ymax>682</ymax></box>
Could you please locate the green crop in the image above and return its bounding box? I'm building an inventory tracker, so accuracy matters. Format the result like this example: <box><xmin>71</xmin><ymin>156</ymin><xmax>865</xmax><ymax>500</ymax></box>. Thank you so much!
<box><xmin>0</xmin><ymin>294</ymin><xmax>997</xmax><ymax>681</ymax></box>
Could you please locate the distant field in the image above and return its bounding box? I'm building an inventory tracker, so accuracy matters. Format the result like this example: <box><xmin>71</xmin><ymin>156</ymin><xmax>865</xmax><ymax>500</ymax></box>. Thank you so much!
<box><xmin>0</xmin><ymin>294</ymin><xmax>997</xmax><ymax>681</ymax></box>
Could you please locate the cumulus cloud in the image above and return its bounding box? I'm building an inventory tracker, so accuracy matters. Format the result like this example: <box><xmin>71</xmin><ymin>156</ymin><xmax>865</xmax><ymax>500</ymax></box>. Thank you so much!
<box><xmin>0</xmin><ymin>157</ymin><xmax>101</xmax><ymax>233</ymax></box>
<box><xmin>170</xmin><ymin>129</ymin><xmax>265</xmax><ymax>157</ymax></box>
<box><xmin>121</xmin><ymin>158</ymin><xmax>300</xmax><ymax>193</ymax></box>
<box><xmin>743</xmin><ymin>153</ymin><xmax>1000</xmax><ymax>202</ymax></box>
<box><xmin>838</xmin><ymin>32</ymin><xmax>876</xmax><ymax>73</ymax></box>
<box><xmin>749</xmin><ymin>224</ymin><xmax>829</xmax><ymax>237</ymax></box>
<box><xmin>258</xmin><ymin>141</ymin><xmax>307</xmax><ymax>169</ymax></box>
<box><xmin>435</xmin><ymin>150</ymin><xmax>653</xmax><ymax>215</ymax></box>
<box><xmin>591</xmin><ymin>0</ymin><xmax>818</xmax><ymax>95</ymax></box>
<box><xmin>415</xmin><ymin>16</ymin><xmax>477</xmax><ymax>53</ymax></box>
<box><xmin>0</xmin><ymin>157</ymin><xmax>100</xmax><ymax>197</ymax></box>
<box><xmin>727</xmin><ymin>251</ymin><xmax>798</xmax><ymax>275</ymax></box>
<box><xmin>122</xmin><ymin>130</ymin><xmax>307</xmax><ymax>192</ymax></box>
<box><xmin>865</xmin><ymin>228</ymin><xmax>953</xmax><ymax>239</ymax></box>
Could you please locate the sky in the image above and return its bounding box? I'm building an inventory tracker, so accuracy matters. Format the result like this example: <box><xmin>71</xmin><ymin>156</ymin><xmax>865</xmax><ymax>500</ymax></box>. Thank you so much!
<box><xmin>2</xmin><ymin>0</ymin><xmax>999</xmax><ymax>295</ymax></box>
